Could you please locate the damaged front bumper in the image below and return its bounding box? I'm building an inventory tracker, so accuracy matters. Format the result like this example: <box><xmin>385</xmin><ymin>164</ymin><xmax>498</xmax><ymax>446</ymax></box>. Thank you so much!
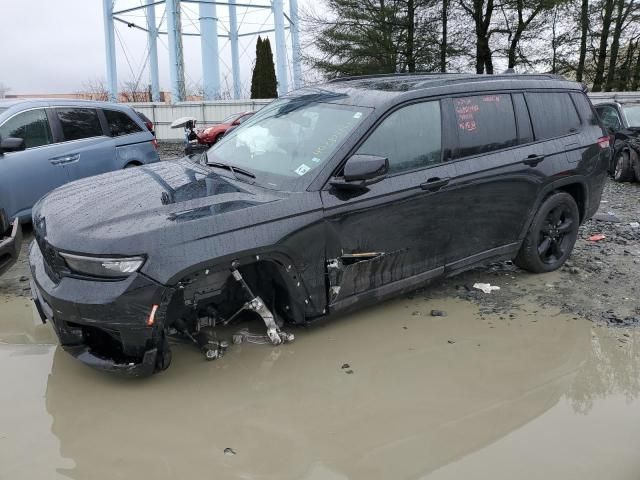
<box><xmin>29</xmin><ymin>241</ymin><xmax>169</xmax><ymax>377</ymax></box>
<box><xmin>0</xmin><ymin>219</ymin><xmax>22</xmax><ymax>276</ymax></box>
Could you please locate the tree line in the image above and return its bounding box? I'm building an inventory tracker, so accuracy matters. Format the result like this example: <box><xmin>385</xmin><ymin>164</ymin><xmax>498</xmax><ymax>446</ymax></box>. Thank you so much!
<box><xmin>304</xmin><ymin>0</ymin><xmax>640</xmax><ymax>91</ymax></box>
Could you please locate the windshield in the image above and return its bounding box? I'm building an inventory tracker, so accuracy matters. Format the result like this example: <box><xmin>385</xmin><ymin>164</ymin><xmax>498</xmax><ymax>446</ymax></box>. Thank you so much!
<box><xmin>206</xmin><ymin>95</ymin><xmax>371</xmax><ymax>190</ymax></box>
<box><xmin>623</xmin><ymin>105</ymin><xmax>640</xmax><ymax>127</ymax></box>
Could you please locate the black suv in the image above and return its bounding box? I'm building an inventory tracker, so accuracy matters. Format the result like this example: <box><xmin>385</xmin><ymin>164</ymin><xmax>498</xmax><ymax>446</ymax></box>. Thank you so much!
<box><xmin>29</xmin><ymin>74</ymin><xmax>610</xmax><ymax>376</ymax></box>
<box><xmin>593</xmin><ymin>101</ymin><xmax>640</xmax><ymax>182</ymax></box>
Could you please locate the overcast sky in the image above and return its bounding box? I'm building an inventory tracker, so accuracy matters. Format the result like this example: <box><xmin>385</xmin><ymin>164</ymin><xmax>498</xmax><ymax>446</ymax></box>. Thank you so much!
<box><xmin>0</xmin><ymin>0</ymin><xmax>314</xmax><ymax>96</ymax></box>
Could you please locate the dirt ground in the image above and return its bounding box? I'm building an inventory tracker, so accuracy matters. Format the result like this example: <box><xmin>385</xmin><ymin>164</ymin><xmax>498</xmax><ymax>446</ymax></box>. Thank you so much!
<box><xmin>1</xmin><ymin>153</ymin><xmax>640</xmax><ymax>479</ymax></box>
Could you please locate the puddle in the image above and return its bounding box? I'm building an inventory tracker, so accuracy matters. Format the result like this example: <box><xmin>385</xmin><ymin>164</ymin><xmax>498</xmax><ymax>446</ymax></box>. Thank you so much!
<box><xmin>1</xmin><ymin>294</ymin><xmax>639</xmax><ymax>479</ymax></box>
<box><xmin>0</xmin><ymin>295</ymin><xmax>57</xmax><ymax>345</ymax></box>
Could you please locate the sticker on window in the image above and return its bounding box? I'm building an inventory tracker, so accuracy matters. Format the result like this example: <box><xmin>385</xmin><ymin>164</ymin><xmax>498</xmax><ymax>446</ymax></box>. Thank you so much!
<box><xmin>353</xmin><ymin>112</ymin><xmax>362</xmax><ymax>119</ymax></box>
<box><xmin>311</xmin><ymin>157</ymin><xmax>321</xmax><ymax>163</ymax></box>
<box><xmin>295</xmin><ymin>164</ymin><xmax>311</xmax><ymax>176</ymax></box>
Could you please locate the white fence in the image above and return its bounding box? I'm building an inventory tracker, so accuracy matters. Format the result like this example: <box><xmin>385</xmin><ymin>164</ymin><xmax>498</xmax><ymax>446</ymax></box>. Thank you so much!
<box><xmin>130</xmin><ymin>99</ymin><xmax>273</xmax><ymax>141</ymax></box>
<box><xmin>588</xmin><ymin>91</ymin><xmax>640</xmax><ymax>104</ymax></box>
<box><xmin>132</xmin><ymin>92</ymin><xmax>639</xmax><ymax>141</ymax></box>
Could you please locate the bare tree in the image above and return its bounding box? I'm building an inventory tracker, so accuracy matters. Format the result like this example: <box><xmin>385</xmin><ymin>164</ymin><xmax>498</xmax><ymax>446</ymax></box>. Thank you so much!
<box><xmin>78</xmin><ymin>78</ymin><xmax>109</xmax><ymax>101</ymax></box>
<box><xmin>119</xmin><ymin>80</ymin><xmax>149</xmax><ymax>102</ymax></box>
<box><xmin>576</xmin><ymin>0</ymin><xmax>589</xmax><ymax>81</ymax></box>
<box><xmin>459</xmin><ymin>0</ymin><xmax>503</xmax><ymax>74</ymax></box>
<box><xmin>441</xmin><ymin>0</ymin><xmax>450</xmax><ymax>71</ymax></box>
<box><xmin>592</xmin><ymin>0</ymin><xmax>616</xmax><ymax>91</ymax></box>
<box><xmin>0</xmin><ymin>82</ymin><xmax>10</xmax><ymax>99</ymax></box>
<box><xmin>605</xmin><ymin>0</ymin><xmax>637</xmax><ymax>91</ymax></box>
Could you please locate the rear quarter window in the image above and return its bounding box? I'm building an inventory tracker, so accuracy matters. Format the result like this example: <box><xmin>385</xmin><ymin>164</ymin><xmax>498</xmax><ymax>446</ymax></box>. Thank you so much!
<box><xmin>104</xmin><ymin>109</ymin><xmax>143</xmax><ymax>136</ymax></box>
<box><xmin>56</xmin><ymin>108</ymin><xmax>103</xmax><ymax>141</ymax></box>
<box><xmin>571</xmin><ymin>93</ymin><xmax>599</xmax><ymax>126</ymax></box>
<box><xmin>453</xmin><ymin>94</ymin><xmax>517</xmax><ymax>158</ymax></box>
<box><xmin>526</xmin><ymin>92</ymin><xmax>581</xmax><ymax>140</ymax></box>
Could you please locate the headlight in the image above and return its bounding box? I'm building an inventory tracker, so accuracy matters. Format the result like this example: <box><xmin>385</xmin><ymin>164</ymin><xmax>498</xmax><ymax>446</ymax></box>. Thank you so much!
<box><xmin>59</xmin><ymin>253</ymin><xmax>145</xmax><ymax>278</ymax></box>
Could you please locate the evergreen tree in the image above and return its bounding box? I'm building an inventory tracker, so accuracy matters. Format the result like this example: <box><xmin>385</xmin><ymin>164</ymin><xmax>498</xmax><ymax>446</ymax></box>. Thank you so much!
<box><xmin>250</xmin><ymin>36</ymin><xmax>278</xmax><ymax>99</ymax></box>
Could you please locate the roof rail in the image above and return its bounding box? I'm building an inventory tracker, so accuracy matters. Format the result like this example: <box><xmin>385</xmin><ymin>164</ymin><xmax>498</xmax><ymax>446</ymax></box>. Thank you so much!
<box><xmin>326</xmin><ymin>71</ymin><xmax>567</xmax><ymax>84</ymax></box>
<box><xmin>326</xmin><ymin>72</ymin><xmax>462</xmax><ymax>83</ymax></box>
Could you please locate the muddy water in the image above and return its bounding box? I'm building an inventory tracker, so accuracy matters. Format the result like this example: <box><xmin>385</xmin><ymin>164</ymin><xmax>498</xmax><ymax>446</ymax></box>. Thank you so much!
<box><xmin>1</xmin><ymin>294</ymin><xmax>640</xmax><ymax>480</ymax></box>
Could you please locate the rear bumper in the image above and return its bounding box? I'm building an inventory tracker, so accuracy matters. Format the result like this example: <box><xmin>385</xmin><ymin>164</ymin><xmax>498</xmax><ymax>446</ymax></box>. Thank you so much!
<box><xmin>0</xmin><ymin>219</ymin><xmax>22</xmax><ymax>276</ymax></box>
<box><xmin>29</xmin><ymin>240</ymin><xmax>170</xmax><ymax>377</ymax></box>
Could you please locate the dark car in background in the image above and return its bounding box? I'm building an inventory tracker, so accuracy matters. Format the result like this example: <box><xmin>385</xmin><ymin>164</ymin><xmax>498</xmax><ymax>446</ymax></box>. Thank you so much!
<box><xmin>29</xmin><ymin>73</ymin><xmax>610</xmax><ymax>376</ymax></box>
<box><xmin>594</xmin><ymin>101</ymin><xmax>640</xmax><ymax>182</ymax></box>
<box><xmin>0</xmin><ymin>99</ymin><xmax>160</xmax><ymax>275</ymax></box>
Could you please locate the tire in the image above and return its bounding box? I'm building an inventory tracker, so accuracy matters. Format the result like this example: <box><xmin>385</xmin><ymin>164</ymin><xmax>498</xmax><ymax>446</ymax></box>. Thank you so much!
<box><xmin>613</xmin><ymin>150</ymin><xmax>635</xmax><ymax>182</ymax></box>
<box><xmin>514</xmin><ymin>192</ymin><xmax>580</xmax><ymax>273</ymax></box>
<box><xmin>155</xmin><ymin>335</ymin><xmax>172</xmax><ymax>372</ymax></box>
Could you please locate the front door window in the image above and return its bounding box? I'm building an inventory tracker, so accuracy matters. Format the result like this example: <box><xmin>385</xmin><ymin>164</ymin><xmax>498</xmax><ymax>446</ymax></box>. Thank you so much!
<box><xmin>0</xmin><ymin>109</ymin><xmax>52</xmax><ymax>149</ymax></box>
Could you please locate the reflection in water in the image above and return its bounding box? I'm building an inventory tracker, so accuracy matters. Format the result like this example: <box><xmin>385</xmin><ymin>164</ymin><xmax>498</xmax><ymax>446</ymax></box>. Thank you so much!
<box><xmin>1</xmin><ymin>296</ymin><xmax>640</xmax><ymax>480</ymax></box>
<box><xmin>566</xmin><ymin>328</ymin><xmax>640</xmax><ymax>414</ymax></box>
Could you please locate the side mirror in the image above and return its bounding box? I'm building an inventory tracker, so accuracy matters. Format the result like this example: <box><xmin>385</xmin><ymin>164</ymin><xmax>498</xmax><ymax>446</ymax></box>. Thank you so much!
<box><xmin>330</xmin><ymin>154</ymin><xmax>389</xmax><ymax>190</ymax></box>
<box><xmin>0</xmin><ymin>137</ymin><xmax>26</xmax><ymax>154</ymax></box>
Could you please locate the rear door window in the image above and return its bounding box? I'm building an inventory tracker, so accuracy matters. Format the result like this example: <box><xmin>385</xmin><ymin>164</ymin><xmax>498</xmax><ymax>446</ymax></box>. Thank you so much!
<box><xmin>526</xmin><ymin>92</ymin><xmax>581</xmax><ymax>140</ymax></box>
<box><xmin>104</xmin><ymin>109</ymin><xmax>143</xmax><ymax>136</ymax></box>
<box><xmin>0</xmin><ymin>108</ymin><xmax>53</xmax><ymax>149</ymax></box>
<box><xmin>453</xmin><ymin>94</ymin><xmax>518</xmax><ymax>158</ymax></box>
<box><xmin>356</xmin><ymin>101</ymin><xmax>442</xmax><ymax>175</ymax></box>
<box><xmin>56</xmin><ymin>108</ymin><xmax>103</xmax><ymax>141</ymax></box>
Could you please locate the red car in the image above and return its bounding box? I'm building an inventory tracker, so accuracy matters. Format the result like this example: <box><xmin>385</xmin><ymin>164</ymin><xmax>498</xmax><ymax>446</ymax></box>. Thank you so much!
<box><xmin>198</xmin><ymin>111</ymin><xmax>254</xmax><ymax>146</ymax></box>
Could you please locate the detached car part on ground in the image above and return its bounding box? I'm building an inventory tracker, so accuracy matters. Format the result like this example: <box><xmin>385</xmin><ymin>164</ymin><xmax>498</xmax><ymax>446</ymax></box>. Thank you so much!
<box><xmin>594</xmin><ymin>101</ymin><xmax>640</xmax><ymax>182</ymax></box>
<box><xmin>29</xmin><ymin>73</ymin><xmax>610</xmax><ymax>376</ymax></box>
<box><xmin>171</xmin><ymin>112</ymin><xmax>255</xmax><ymax>155</ymax></box>
<box><xmin>0</xmin><ymin>99</ymin><xmax>160</xmax><ymax>276</ymax></box>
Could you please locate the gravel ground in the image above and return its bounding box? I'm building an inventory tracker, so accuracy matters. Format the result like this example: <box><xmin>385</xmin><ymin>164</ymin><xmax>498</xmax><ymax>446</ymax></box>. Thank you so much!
<box><xmin>158</xmin><ymin>141</ymin><xmax>188</xmax><ymax>160</ymax></box>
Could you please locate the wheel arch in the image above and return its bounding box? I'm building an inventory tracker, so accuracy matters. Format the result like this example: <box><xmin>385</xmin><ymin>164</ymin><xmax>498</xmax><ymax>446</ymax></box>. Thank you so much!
<box><xmin>165</xmin><ymin>250</ymin><xmax>312</xmax><ymax>326</ymax></box>
<box><xmin>519</xmin><ymin>177</ymin><xmax>589</xmax><ymax>243</ymax></box>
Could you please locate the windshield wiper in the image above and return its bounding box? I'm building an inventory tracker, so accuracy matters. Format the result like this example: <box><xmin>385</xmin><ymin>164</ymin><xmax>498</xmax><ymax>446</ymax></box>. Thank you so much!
<box><xmin>206</xmin><ymin>161</ymin><xmax>256</xmax><ymax>179</ymax></box>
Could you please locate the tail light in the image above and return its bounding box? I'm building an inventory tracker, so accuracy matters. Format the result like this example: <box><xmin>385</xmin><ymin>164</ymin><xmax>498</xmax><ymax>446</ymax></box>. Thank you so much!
<box><xmin>597</xmin><ymin>136</ymin><xmax>610</xmax><ymax>149</ymax></box>
<box><xmin>144</xmin><ymin>121</ymin><xmax>154</xmax><ymax>132</ymax></box>
<box><xmin>151</xmin><ymin>138</ymin><xmax>158</xmax><ymax>150</ymax></box>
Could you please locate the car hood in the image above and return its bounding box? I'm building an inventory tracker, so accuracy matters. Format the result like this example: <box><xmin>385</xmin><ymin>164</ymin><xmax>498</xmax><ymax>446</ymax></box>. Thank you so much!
<box><xmin>33</xmin><ymin>158</ymin><xmax>286</xmax><ymax>255</ymax></box>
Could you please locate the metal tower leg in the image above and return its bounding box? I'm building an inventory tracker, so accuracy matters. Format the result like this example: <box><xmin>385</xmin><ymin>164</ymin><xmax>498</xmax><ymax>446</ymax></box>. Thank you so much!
<box><xmin>290</xmin><ymin>0</ymin><xmax>302</xmax><ymax>90</ymax></box>
<box><xmin>102</xmin><ymin>0</ymin><xmax>117</xmax><ymax>102</ymax></box>
<box><xmin>166</xmin><ymin>0</ymin><xmax>186</xmax><ymax>103</ymax></box>
<box><xmin>228</xmin><ymin>0</ymin><xmax>241</xmax><ymax>99</ymax></box>
<box><xmin>272</xmin><ymin>0</ymin><xmax>289</xmax><ymax>95</ymax></box>
<box><xmin>200</xmin><ymin>0</ymin><xmax>220</xmax><ymax>100</ymax></box>
<box><xmin>146</xmin><ymin>0</ymin><xmax>161</xmax><ymax>102</ymax></box>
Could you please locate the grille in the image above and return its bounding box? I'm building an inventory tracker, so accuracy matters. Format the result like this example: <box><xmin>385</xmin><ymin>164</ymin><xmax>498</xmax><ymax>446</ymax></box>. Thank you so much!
<box><xmin>37</xmin><ymin>238</ymin><xmax>67</xmax><ymax>283</ymax></box>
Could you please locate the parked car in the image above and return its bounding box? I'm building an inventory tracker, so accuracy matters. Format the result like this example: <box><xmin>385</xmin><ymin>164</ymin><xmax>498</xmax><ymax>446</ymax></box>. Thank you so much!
<box><xmin>172</xmin><ymin>111</ymin><xmax>256</xmax><ymax>155</ymax></box>
<box><xmin>198</xmin><ymin>111</ymin><xmax>254</xmax><ymax>146</ymax></box>
<box><xmin>593</xmin><ymin>101</ymin><xmax>640</xmax><ymax>182</ymax></box>
<box><xmin>29</xmin><ymin>73</ymin><xmax>610</xmax><ymax>376</ymax></box>
<box><xmin>134</xmin><ymin>109</ymin><xmax>157</xmax><ymax>138</ymax></box>
<box><xmin>0</xmin><ymin>99</ymin><xmax>160</xmax><ymax>275</ymax></box>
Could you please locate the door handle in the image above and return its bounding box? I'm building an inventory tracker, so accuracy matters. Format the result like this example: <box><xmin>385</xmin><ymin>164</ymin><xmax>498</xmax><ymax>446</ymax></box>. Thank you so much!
<box><xmin>522</xmin><ymin>154</ymin><xmax>545</xmax><ymax>167</ymax></box>
<box><xmin>49</xmin><ymin>153</ymin><xmax>80</xmax><ymax>165</ymax></box>
<box><xmin>420</xmin><ymin>177</ymin><xmax>450</xmax><ymax>191</ymax></box>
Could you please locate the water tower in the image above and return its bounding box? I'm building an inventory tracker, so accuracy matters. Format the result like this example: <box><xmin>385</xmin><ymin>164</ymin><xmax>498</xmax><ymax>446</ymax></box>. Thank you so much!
<box><xmin>102</xmin><ymin>0</ymin><xmax>303</xmax><ymax>102</ymax></box>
